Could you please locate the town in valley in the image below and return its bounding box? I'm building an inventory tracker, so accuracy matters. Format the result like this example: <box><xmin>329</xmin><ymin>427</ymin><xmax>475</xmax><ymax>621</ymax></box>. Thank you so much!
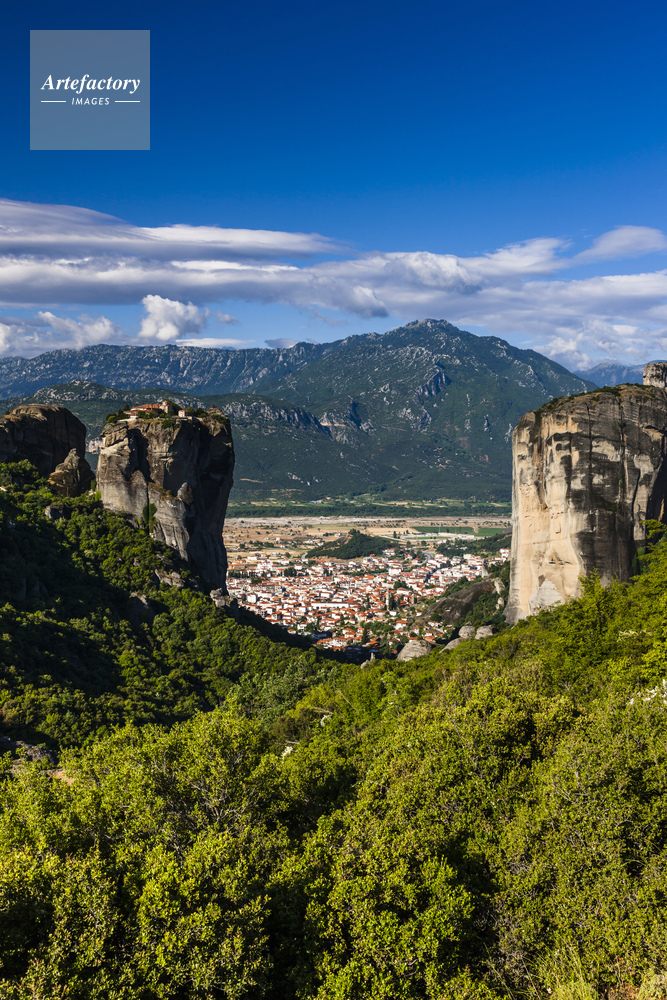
<box><xmin>224</xmin><ymin>515</ymin><xmax>511</xmax><ymax>653</ymax></box>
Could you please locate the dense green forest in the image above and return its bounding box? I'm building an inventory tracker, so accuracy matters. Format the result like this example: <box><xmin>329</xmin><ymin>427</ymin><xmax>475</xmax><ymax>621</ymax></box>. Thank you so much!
<box><xmin>3</xmin><ymin>464</ymin><xmax>667</xmax><ymax>997</ymax></box>
<box><xmin>306</xmin><ymin>529</ymin><xmax>395</xmax><ymax>560</ymax></box>
<box><xmin>0</xmin><ymin>462</ymin><xmax>337</xmax><ymax>748</ymax></box>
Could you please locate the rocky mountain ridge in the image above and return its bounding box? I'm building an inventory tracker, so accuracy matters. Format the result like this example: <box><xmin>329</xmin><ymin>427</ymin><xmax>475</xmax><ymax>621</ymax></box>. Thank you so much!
<box><xmin>0</xmin><ymin>341</ymin><xmax>328</xmax><ymax>398</ymax></box>
<box><xmin>574</xmin><ymin>359</ymin><xmax>649</xmax><ymax>386</ymax></box>
<box><xmin>0</xmin><ymin>320</ymin><xmax>592</xmax><ymax>399</ymax></box>
<box><xmin>220</xmin><ymin>394</ymin><xmax>330</xmax><ymax>434</ymax></box>
<box><xmin>0</xmin><ymin>321</ymin><xmax>594</xmax><ymax>502</ymax></box>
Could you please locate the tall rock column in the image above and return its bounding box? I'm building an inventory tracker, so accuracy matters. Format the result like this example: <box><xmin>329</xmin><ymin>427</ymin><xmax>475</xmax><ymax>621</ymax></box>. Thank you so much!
<box><xmin>97</xmin><ymin>408</ymin><xmax>234</xmax><ymax>590</ymax></box>
<box><xmin>506</xmin><ymin>382</ymin><xmax>667</xmax><ymax>622</ymax></box>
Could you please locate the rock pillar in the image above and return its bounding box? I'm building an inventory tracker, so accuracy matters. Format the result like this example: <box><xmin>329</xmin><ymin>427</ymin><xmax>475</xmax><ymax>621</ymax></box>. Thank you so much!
<box><xmin>506</xmin><ymin>383</ymin><xmax>667</xmax><ymax>622</ymax></box>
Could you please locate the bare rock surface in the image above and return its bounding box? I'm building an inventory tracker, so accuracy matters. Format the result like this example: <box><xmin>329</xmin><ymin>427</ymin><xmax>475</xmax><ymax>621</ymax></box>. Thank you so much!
<box><xmin>643</xmin><ymin>362</ymin><xmax>667</xmax><ymax>390</ymax></box>
<box><xmin>127</xmin><ymin>593</ymin><xmax>155</xmax><ymax>625</ymax></box>
<box><xmin>0</xmin><ymin>736</ymin><xmax>55</xmax><ymax>767</ymax></box>
<box><xmin>97</xmin><ymin>409</ymin><xmax>234</xmax><ymax>589</ymax></box>
<box><xmin>507</xmin><ymin>377</ymin><xmax>667</xmax><ymax>622</ymax></box>
<box><xmin>210</xmin><ymin>588</ymin><xmax>233</xmax><ymax>608</ymax></box>
<box><xmin>155</xmin><ymin>569</ymin><xmax>184</xmax><ymax>589</ymax></box>
<box><xmin>0</xmin><ymin>404</ymin><xmax>86</xmax><ymax>476</ymax></box>
<box><xmin>44</xmin><ymin>505</ymin><xmax>66</xmax><ymax>521</ymax></box>
<box><xmin>457</xmin><ymin>625</ymin><xmax>477</xmax><ymax>639</ymax></box>
<box><xmin>475</xmin><ymin>625</ymin><xmax>497</xmax><ymax>639</ymax></box>
<box><xmin>210</xmin><ymin>589</ymin><xmax>239</xmax><ymax>620</ymax></box>
<box><xmin>396</xmin><ymin>639</ymin><xmax>434</xmax><ymax>661</ymax></box>
<box><xmin>48</xmin><ymin>448</ymin><xmax>94</xmax><ymax>497</ymax></box>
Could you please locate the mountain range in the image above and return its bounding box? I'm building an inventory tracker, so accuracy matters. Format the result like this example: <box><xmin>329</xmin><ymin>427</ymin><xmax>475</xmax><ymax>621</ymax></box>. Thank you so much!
<box><xmin>1</xmin><ymin>320</ymin><xmax>594</xmax><ymax>503</ymax></box>
<box><xmin>574</xmin><ymin>359</ymin><xmax>649</xmax><ymax>386</ymax></box>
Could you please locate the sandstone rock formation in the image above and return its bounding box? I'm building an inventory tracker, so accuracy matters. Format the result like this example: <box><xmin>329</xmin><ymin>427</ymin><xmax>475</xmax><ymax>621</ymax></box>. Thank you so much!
<box><xmin>475</xmin><ymin>625</ymin><xmax>497</xmax><ymax>639</ymax></box>
<box><xmin>457</xmin><ymin>625</ymin><xmax>477</xmax><ymax>639</ymax></box>
<box><xmin>44</xmin><ymin>506</ymin><xmax>66</xmax><ymax>521</ymax></box>
<box><xmin>127</xmin><ymin>593</ymin><xmax>156</xmax><ymax>626</ymax></box>
<box><xmin>644</xmin><ymin>361</ymin><xmax>667</xmax><ymax>390</ymax></box>
<box><xmin>396</xmin><ymin>639</ymin><xmax>434</xmax><ymax>661</ymax></box>
<box><xmin>443</xmin><ymin>623</ymin><xmax>497</xmax><ymax>649</ymax></box>
<box><xmin>506</xmin><ymin>379</ymin><xmax>667</xmax><ymax>622</ymax></box>
<box><xmin>48</xmin><ymin>448</ymin><xmax>95</xmax><ymax>497</ymax></box>
<box><xmin>0</xmin><ymin>404</ymin><xmax>87</xmax><ymax>477</ymax></box>
<box><xmin>97</xmin><ymin>408</ymin><xmax>234</xmax><ymax>589</ymax></box>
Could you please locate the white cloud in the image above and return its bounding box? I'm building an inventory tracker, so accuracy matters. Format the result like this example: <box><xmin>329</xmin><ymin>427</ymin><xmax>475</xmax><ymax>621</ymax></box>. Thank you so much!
<box><xmin>0</xmin><ymin>310</ymin><xmax>122</xmax><ymax>357</ymax></box>
<box><xmin>215</xmin><ymin>311</ymin><xmax>239</xmax><ymax>324</ymax></box>
<box><xmin>35</xmin><ymin>310</ymin><xmax>119</xmax><ymax>347</ymax></box>
<box><xmin>574</xmin><ymin>226</ymin><xmax>667</xmax><ymax>263</ymax></box>
<box><xmin>138</xmin><ymin>294</ymin><xmax>207</xmax><ymax>342</ymax></box>
<box><xmin>1</xmin><ymin>198</ymin><xmax>667</xmax><ymax>366</ymax></box>
<box><xmin>265</xmin><ymin>337</ymin><xmax>299</xmax><ymax>348</ymax></box>
<box><xmin>176</xmin><ymin>337</ymin><xmax>245</xmax><ymax>348</ymax></box>
<box><xmin>0</xmin><ymin>322</ymin><xmax>16</xmax><ymax>354</ymax></box>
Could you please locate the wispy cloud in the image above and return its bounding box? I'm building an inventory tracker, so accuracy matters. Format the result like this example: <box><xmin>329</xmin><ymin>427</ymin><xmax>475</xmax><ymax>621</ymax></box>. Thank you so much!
<box><xmin>0</xmin><ymin>198</ymin><xmax>339</xmax><ymax>260</ymax></box>
<box><xmin>1</xmin><ymin>198</ymin><xmax>667</xmax><ymax>366</ymax></box>
<box><xmin>573</xmin><ymin>226</ymin><xmax>667</xmax><ymax>263</ymax></box>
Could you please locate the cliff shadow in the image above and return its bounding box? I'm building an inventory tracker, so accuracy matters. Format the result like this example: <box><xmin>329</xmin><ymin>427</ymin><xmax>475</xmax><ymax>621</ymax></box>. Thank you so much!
<box><xmin>646</xmin><ymin>451</ymin><xmax>667</xmax><ymax>524</ymax></box>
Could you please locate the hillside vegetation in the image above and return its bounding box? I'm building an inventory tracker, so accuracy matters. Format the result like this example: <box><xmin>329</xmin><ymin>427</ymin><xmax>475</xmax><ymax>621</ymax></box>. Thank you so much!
<box><xmin>3</xmin><ymin>463</ymin><xmax>667</xmax><ymax>996</ymax></box>
<box><xmin>0</xmin><ymin>463</ymin><xmax>337</xmax><ymax>748</ymax></box>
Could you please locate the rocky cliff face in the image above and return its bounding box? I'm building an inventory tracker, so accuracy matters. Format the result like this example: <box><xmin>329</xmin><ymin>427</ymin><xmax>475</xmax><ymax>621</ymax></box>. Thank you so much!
<box><xmin>48</xmin><ymin>449</ymin><xmax>95</xmax><ymax>497</ymax></box>
<box><xmin>97</xmin><ymin>409</ymin><xmax>234</xmax><ymax>589</ymax></box>
<box><xmin>507</xmin><ymin>380</ymin><xmax>667</xmax><ymax>622</ymax></box>
<box><xmin>221</xmin><ymin>396</ymin><xmax>329</xmax><ymax>433</ymax></box>
<box><xmin>0</xmin><ymin>404</ymin><xmax>87</xmax><ymax>477</ymax></box>
<box><xmin>643</xmin><ymin>361</ymin><xmax>667</xmax><ymax>390</ymax></box>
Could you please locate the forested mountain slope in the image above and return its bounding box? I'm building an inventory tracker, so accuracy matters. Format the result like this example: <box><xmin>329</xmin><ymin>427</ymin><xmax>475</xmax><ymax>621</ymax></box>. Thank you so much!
<box><xmin>2</xmin><ymin>321</ymin><xmax>593</xmax><ymax>501</ymax></box>
<box><xmin>0</xmin><ymin>463</ymin><xmax>335</xmax><ymax>748</ymax></box>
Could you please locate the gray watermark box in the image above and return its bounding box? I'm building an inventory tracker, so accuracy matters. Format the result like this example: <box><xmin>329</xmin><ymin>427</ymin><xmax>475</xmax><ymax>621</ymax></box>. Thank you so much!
<box><xmin>30</xmin><ymin>30</ymin><xmax>150</xmax><ymax>150</ymax></box>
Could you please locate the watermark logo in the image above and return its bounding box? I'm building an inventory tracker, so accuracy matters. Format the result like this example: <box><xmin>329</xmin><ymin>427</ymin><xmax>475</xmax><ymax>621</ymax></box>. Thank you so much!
<box><xmin>30</xmin><ymin>30</ymin><xmax>150</xmax><ymax>150</ymax></box>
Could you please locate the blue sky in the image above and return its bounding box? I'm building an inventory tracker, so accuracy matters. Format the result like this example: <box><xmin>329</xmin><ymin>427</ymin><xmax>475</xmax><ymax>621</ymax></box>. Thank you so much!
<box><xmin>1</xmin><ymin>0</ymin><xmax>667</xmax><ymax>368</ymax></box>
